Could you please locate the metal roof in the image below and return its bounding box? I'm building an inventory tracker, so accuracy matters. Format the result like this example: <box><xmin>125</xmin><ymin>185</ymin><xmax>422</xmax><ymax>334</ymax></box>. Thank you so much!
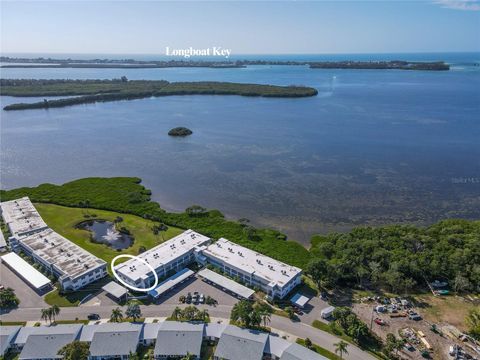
<box><xmin>197</xmin><ymin>268</ymin><xmax>255</xmax><ymax>299</ymax></box>
<box><xmin>1</xmin><ymin>252</ymin><xmax>51</xmax><ymax>289</ymax></box>
<box><xmin>290</xmin><ymin>293</ymin><xmax>310</xmax><ymax>308</ymax></box>
<box><xmin>102</xmin><ymin>281</ymin><xmax>128</xmax><ymax>299</ymax></box>
<box><xmin>148</xmin><ymin>268</ymin><xmax>194</xmax><ymax>298</ymax></box>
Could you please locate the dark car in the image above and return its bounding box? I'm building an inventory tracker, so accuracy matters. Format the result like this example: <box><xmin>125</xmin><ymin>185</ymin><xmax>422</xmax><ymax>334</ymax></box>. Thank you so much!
<box><xmin>88</xmin><ymin>313</ymin><xmax>100</xmax><ymax>320</ymax></box>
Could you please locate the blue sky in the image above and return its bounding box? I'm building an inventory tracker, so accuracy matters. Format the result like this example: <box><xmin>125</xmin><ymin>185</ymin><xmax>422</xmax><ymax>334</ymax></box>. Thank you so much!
<box><xmin>1</xmin><ymin>1</ymin><xmax>479</xmax><ymax>55</ymax></box>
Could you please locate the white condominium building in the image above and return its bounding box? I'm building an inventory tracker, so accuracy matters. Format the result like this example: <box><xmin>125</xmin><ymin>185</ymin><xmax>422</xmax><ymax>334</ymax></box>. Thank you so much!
<box><xmin>114</xmin><ymin>230</ymin><xmax>210</xmax><ymax>289</ymax></box>
<box><xmin>1</xmin><ymin>197</ymin><xmax>107</xmax><ymax>291</ymax></box>
<box><xmin>11</xmin><ymin>228</ymin><xmax>107</xmax><ymax>291</ymax></box>
<box><xmin>201</xmin><ymin>238</ymin><xmax>302</xmax><ymax>299</ymax></box>
<box><xmin>0</xmin><ymin>197</ymin><xmax>48</xmax><ymax>237</ymax></box>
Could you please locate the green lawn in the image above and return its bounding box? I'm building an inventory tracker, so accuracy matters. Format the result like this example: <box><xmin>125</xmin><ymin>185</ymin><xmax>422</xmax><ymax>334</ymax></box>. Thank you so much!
<box><xmin>34</xmin><ymin>203</ymin><xmax>184</xmax><ymax>264</ymax></box>
<box><xmin>296</xmin><ymin>338</ymin><xmax>342</xmax><ymax>360</ymax></box>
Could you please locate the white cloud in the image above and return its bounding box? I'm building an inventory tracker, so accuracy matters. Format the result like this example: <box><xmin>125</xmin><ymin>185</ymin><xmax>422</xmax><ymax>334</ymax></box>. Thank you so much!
<box><xmin>433</xmin><ymin>0</ymin><xmax>480</xmax><ymax>11</ymax></box>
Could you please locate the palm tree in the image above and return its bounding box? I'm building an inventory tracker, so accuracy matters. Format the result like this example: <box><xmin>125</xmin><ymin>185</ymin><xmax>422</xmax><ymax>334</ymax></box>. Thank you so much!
<box><xmin>40</xmin><ymin>308</ymin><xmax>49</xmax><ymax>324</ymax></box>
<box><xmin>110</xmin><ymin>307</ymin><xmax>124</xmax><ymax>322</ymax></box>
<box><xmin>181</xmin><ymin>353</ymin><xmax>195</xmax><ymax>360</ymax></box>
<box><xmin>172</xmin><ymin>306</ymin><xmax>182</xmax><ymax>321</ymax></box>
<box><xmin>51</xmin><ymin>304</ymin><xmax>60</xmax><ymax>322</ymax></box>
<box><xmin>125</xmin><ymin>302</ymin><xmax>142</xmax><ymax>322</ymax></box>
<box><xmin>334</xmin><ymin>340</ymin><xmax>349</xmax><ymax>359</ymax></box>
<box><xmin>46</xmin><ymin>307</ymin><xmax>54</xmax><ymax>324</ymax></box>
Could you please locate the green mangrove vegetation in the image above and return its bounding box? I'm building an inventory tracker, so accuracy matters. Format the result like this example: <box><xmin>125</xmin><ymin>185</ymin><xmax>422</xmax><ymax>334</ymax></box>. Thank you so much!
<box><xmin>1</xmin><ymin>177</ymin><xmax>479</xmax><ymax>296</ymax></box>
<box><xmin>168</xmin><ymin>127</ymin><xmax>193</xmax><ymax>137</ymax></box>
<box><xmin>0</xmin><ymin>79</ymin><xmax>318</xmax><ymax>110</ymax></box>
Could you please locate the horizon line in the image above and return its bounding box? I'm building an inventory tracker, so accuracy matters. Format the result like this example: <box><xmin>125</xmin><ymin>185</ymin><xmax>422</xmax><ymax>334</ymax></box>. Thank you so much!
<box><xmin>2</xmin><ymin>50</ymin><xmax>480</xmax><ymax>57</ymax></box>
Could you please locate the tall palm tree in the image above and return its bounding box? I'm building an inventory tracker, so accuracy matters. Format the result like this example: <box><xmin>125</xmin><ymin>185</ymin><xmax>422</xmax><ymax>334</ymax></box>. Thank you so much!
<box><xmin>40</xmin><ymin>308</ymin><xmax>49</xmax><ymax>324</ymax></box>
<box><xmin>51</xmin><ymin>305</ymin><xmax>60</xmax><ymax>322</ymax></box>
<box><xmin>334</xmin><ymin>340</ymin><xmax>349</xmax><ymax>359</ymax></box>
<box><xmin>260</xmin><ymin>310</ymin><xmax>271</xmax><ymax>327</ymax></box>
<box><xmin>47</xmin><ymin>307</ymin><xmax>54</xmax><ymax>324</ymax></box>
<box><xmin>110</xmin><ymin>307</ymin><xmax>124</xmax><ymax>322</ymax></box>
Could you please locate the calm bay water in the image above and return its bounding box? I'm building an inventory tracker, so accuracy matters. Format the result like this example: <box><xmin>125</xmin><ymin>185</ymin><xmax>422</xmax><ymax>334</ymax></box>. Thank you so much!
<box><xmin>1</xmin><ymin>53</ymin><xmax>479</xmax><ymax>245</ymax></box>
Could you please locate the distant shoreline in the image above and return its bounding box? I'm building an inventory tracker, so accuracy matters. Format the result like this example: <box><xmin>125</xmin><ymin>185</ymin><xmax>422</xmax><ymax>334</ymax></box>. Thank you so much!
<box><xmin>0</xmin><ymin>56</ymin><xmax>450</xmax><ymax>71</ymax></box>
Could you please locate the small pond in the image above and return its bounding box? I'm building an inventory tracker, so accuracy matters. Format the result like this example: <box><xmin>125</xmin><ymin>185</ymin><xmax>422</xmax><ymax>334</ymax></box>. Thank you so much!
<box><xmin>78</xmin><ymin>220</ymin><xmax>133</xmax><ymax>250</ymax></box>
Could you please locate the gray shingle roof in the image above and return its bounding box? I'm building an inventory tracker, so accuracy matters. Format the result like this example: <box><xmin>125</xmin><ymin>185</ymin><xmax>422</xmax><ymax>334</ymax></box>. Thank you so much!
<box><xmin>141</xmin><ymin>323</ymin><xmax>161</xmax><ymax>341</ymax></box>
<box><xmin>153</xmin><ymin>321</ymin><xmax>204</xmax><ymax>357</ymax></box>
<box><xmin>204</xmin><ymin>323</ymin><xmax>227</xmax><ymax>339</ymax></box>
<box><xmin>280</xmin><ymin>343</ymin><xmax>329</xmax><ymax>360</ymax></box>
<box><xmin>14</xmin><ymin>324</ymin><xmax>82</xmax><ymax>346</ymax></box>
<box><xmin>79</xmin><ymin>322</ymin><xmax>142</xmax><ymax>342</ymax></box>
<box><xmin>265</xmin><ymin>335</ymin><xmax>291</xmax><ymax>358</ymax></box>
<box><xmin>89</xmin><ymin>330</ymin><xmax>140</xmax><ymax>357</ymax></box>
<box><xmin>18</xmin><ymin>333</ymin><xmax>75</xmax><ymax>359</ymax></box>
<box><xmin>214</xmin><ymin>325</ymin><xmax>268</xmax><ymax>360</ymax></box>
<box><xmin>0</xmin><ymin>326</ymin><xmax>21</xmax><ymax>356</ymax></box>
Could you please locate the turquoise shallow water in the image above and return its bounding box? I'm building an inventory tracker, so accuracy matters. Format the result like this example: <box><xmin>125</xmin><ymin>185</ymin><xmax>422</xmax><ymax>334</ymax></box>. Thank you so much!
<box><xmin>1</xmin><ymin>53</ymin><xmax>479</xmax><ymax>244</ymax></box>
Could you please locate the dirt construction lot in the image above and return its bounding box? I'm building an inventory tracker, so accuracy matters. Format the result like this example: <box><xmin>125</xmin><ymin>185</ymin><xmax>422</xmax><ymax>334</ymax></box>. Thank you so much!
<box><xmin>354</xmin><ymin>301</ymin><xmax>479</xmax><ymax>360</ymax></box>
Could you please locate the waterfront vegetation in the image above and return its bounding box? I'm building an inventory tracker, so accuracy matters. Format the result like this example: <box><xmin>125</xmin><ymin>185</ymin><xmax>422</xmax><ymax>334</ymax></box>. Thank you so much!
<box><xmin>0</xmin><ymin>56</ymin><xmax>450</xmax><ymax>71</ymax></box>
<box><xmin>0</xmin><ymin>79</ymin><xmax>318</xmax><ymax>110</ymax></box>
<box><xmin>1</xmin><ymin>176</ymin><xmax>479</xmax><ymax>293</ymax></box>
<box><xmin>168</xmin><ymin>127</ymin><xmax>193</xmax><ymax>137</ymax></box>
<box><xmin>308</xmin><ymin>220</ymin><xmax>480</xmax><ymax>294</ymax></box>
<box><xmin>0</xmin><ymin>177</ymin><xmax>310</xmax><ymax>268</ymax></box>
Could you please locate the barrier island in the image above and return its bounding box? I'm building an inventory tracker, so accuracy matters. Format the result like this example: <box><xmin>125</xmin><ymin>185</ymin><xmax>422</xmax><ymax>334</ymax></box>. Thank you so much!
<box><xmin>1</xmin><ymin>79</ymin><xmax>318</xmax><ymax>110</ymax></box>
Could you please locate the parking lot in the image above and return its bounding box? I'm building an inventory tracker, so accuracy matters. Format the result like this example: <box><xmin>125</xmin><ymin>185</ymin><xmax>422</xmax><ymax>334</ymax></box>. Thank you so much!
<box><xmin>152</xmin><ymin>275</ymin><xmax>241</xmax><ymax>307</ymax></box>
<box><xmin>0</xmin><ymin>262</ymin><xmax>48</xmax><ymax>309</ymax></box>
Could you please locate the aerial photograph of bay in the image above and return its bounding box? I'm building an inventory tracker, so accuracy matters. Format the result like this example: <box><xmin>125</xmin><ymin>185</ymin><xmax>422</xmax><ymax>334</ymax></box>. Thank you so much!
<box><xmin>0</xmin><ymin>1</ymin><xmax>479</xmax><ymax>360</ymax></box>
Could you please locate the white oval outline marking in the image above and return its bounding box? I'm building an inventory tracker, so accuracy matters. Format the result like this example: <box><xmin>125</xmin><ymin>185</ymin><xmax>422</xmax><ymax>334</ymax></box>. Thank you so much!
<box><xmin>111</xmin><ymin>254</ymin><xmax>159</xmax><ymax>292</ymax></box>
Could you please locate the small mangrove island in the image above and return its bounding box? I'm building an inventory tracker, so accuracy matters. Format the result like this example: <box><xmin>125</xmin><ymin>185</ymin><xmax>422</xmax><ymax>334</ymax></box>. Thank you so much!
<box><xmin>0</xmin><ymin>78</ymin><xmax>318</xmax><ymax>111</ymax></box>
<box><xmin>168</xmin><ymin>127</ymin><xmax>193</xmax><ymax>137</ymax></box>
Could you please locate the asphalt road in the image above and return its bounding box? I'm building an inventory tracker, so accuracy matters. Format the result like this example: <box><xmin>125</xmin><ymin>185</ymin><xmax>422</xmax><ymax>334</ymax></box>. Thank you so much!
<box><xmin>1</xmin><ymin>271</ymin><xmax>375</xmax><ymax>360</ymax></box>
<box><xmin>1</xmin><ymin>302</ymin><xmax>375</xmax><ymax>360</ymax></box>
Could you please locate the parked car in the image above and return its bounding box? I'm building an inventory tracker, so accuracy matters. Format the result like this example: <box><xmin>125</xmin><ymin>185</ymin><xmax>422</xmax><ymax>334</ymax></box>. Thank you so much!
<box><xmin>186</xmin><ymin>292</ymin><xmax>192</xmax><ymax>304</ymax></box>
<box><xmin>199</xmin><ymin>294</ymin><xmax>205</xmax><ymax>304</ymax></box>
<box><xmin>409</xmin><ymin>313</ymin><xmax>422</xmax><ymax>321</ymax></box>
<box><xmin>0</xmin><ymin>284</ymin><xmax>5</xmax><ymax>291</ymax></box>
<box><xmin>374</xmin><ymin>318</ymin><xmax>386</xmax><ymax>326</ymax></box>
<box><xmin>88</xmin><ymin>313</ymin><xmax>100</xmax><ymax>320</ymax></box>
